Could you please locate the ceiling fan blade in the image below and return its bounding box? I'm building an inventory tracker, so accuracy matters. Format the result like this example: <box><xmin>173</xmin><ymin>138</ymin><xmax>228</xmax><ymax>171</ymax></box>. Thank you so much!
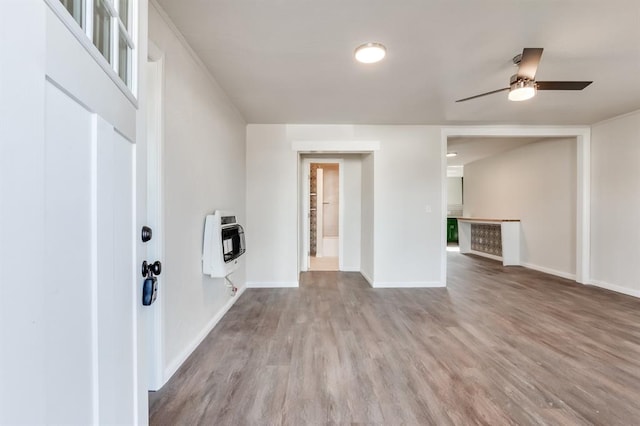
<box><xmin>455</xmin><ymin>87</ymin><xmax>509</xmax><ymax>102</ymax></box>
<box><xmin>536</xmin><ymin>81</ymin><xmax>593</xmax><ymax>90</ymax></box>
<box><xmin>517</xmin><ymin>48</ymin><xmax>544</xmax><ymax>80</ymax></box>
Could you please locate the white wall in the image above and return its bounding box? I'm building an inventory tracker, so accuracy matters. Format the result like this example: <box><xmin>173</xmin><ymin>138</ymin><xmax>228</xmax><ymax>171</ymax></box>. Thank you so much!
<box><xmin>360</xmin><ymin>153</ymin><xmax>375</xmax><ymax>283</ymax></box>
<box><xmin>370</xmin><ymin>126</ymin><xmax>443</xmax><ymax>286</ymax></box>
<box><xmin>447</xmin><ymin>177</ymin><xmax>463</xmax><ymax>217</ymax></box>
<box><xmin>590</xmin><ymin>110</ymin><xmax>640</xmax><ymax>296</ymax></box>
<box><xmin>343</xmin><ymin>157</ymin><xmax>362</xmax><ymax>270</ymax></box>
<box><xmin>247</xmin><ymin>125</ymin><xmax>299</xmax><ymax>286</ymax></box>
<box><xmin>448</xmin><ymin>177</ymin><xmax>463</xmax><ymax>205</ymax></box>
<box><xmin>149</xmin><ymin>4</ymin><xmax>247</xmax><ymax>383</ymax></box>
<box><xmin>463</xmin><ymin>138</ymin><xmax>577</xmax><ymax>279</ymax></box>
<box><xmin>246</xmin><ymin>125</ymin><xmax>443</xmax><ymax>287</ymax></box>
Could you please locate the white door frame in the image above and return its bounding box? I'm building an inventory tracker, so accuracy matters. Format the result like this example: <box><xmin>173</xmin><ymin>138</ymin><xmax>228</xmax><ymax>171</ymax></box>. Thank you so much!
<box><xmin>440</xmin><ymin>126</ymin><xmax>591</xmax><ymax>286</ymax></box>
<box><xmin>145</xmin><ymin>41</ymin><xmax>165</xmax><ymax>391</ymax></box>
<box><xmin>315</xmin><ymin>168</ymin><xmax>324</xmax><ymax>257</ymax></box>
<box><xmin>301</xmin><ymin>158</ymin><xmax>345</xmax><ymax>271</ymax></box>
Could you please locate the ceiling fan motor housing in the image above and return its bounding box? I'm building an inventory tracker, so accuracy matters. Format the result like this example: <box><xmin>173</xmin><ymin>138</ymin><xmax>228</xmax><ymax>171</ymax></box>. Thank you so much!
<box><xmin>512</xmin><ymin>53</ymin><xmax>523</xmax><ymax>65</ymax></box>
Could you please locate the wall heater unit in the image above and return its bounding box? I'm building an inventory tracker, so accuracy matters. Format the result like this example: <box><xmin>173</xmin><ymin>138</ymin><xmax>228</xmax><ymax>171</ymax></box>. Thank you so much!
<box><xmin>202</xmin><ymin>211</ymin><xmax>245</xmax><ymax>277</ymax></box>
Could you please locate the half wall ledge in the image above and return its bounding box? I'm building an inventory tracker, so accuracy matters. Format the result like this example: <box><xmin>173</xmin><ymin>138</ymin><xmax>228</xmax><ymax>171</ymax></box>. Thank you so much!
<box><xmin>456</xmin><ymin>218</ymin><xmax>521</xmax><ymax>266</ymax></box>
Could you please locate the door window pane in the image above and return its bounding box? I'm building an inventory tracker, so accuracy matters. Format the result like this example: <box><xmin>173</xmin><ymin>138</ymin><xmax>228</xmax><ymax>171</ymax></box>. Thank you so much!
<box><xmin>118</xmin><ymin>0</ymin><xmax>130</xmax><ymax>30</ymax></box>
<box><xmin>118</xmin><ymin>32</ymin><xmax>131</xmax><ymax>86</ymax></box>
<box><xmin>59</xmin><ymin>0</ymin><xmax>83</xmax><ymax>27</ymax></box>
<box><xmin>93</xmin><ymin>0</ymin><xmax>112</xmax><ymax>63</ymax></box>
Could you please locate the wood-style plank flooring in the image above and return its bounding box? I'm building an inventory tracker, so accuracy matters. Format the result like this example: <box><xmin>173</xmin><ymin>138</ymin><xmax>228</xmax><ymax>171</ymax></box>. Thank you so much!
<box><xmin>149</xmin><ymin>253</ymin><xmax>640</xmax><ymax>425</ymax></box>
<box><xmin>309</xmin><ymin>256</ymin><xmax>339</xmax><ymax>271</ymax></box>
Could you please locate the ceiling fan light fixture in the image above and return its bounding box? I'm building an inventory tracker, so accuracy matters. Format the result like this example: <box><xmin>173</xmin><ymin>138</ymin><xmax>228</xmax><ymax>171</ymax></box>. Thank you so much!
<box><xmin>354</xmin><ymin>42</ymin><xmax>386</xmax><ymax>64</ymax></box>
<box><xmin>508</xmin><ymin>79</ymin><xmax>536</xmax><ymax>101</ymax></box>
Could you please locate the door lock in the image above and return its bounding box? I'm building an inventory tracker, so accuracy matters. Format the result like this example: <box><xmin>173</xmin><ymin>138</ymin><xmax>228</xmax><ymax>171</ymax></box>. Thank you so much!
<box><xmin>141</xmin><ymin>260</ymin><xmax>162</xmax><ymax>306</ymax></box>
<box><xmin>142</xmin><ymin>260</ymin><xmax>162</xmax><ymax>277</ymax></box>
<box><xmin>141</xmin><ymin>226</ymin><xmax>153</xmax><ymax>242</ymax></box>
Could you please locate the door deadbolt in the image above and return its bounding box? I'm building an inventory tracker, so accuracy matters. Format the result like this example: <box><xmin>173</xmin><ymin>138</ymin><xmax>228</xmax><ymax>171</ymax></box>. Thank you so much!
<box><xmin>141</xmin><ymin>226</ymin><xmax>153</xmax><ymax>242</ymax></box>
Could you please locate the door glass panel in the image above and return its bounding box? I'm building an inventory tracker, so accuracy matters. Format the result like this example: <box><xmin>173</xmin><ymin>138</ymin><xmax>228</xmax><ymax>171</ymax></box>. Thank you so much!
<box><xmin>93</xmin><ymin>0</ymin><xmax>112</xmax><ymax>63</ymax></box>
<box><xmin>59</xmin><ymin>0</ymin><xmax>83</xmax><ymax>27</ymax></box>
<box><xmin>118</xmin><ymin>32</ymin><xmax>131</xmax><ymax>86</ymax></box>
<box><xmin>118</xmin><ymin>0</ymin><xmax>130</xmax><ymax>30</ymax></box>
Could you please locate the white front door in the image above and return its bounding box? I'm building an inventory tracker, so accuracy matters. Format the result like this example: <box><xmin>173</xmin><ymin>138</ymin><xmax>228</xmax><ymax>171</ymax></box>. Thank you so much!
<box><xmin>96</xmin><ymin>114</ymin><xmax>138</xmax><ymax>422</ymax></box>
<box><xmin>43</xmin><ymin>70</ymin><xmax>140</xmax><ymax>425</ymax></box>
<box><xmin>0</xmin><ymin>1</ymin><xmax>148</xmax><ymax>423</ymax></box>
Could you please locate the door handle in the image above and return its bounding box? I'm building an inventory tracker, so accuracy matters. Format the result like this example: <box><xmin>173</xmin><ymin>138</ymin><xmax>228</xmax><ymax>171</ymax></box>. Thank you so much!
<box><xmin>142</xmin><ymin>260</ymin><xmax>162</xmax><ymax>277</ymax></box>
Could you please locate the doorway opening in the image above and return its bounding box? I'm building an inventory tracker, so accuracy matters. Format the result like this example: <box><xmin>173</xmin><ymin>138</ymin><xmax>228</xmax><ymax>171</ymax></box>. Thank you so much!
<box><xmin>441</xmin><ymin>127</ymin><xmax>591</xmax><ymax>286</ymax></box>
<box><xmin>301</xmin><ymin>158</ymin><xmax>344</xmax><ymax>272</ymax></box>
<box><xmin>445</xmin><ymin>136</ymin><xmax>578</xmax><ymax>277</ymax></box>
<box><xmin>309</xmin><ymin>162</ymin><xmax>340</xmax><ymax>271</ymax></box>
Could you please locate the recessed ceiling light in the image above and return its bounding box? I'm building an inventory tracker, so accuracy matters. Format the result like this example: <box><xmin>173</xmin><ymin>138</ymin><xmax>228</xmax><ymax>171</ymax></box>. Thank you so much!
<box><xmin>446</xmin><ymin>152</ymin><xmax>458</xmax><ymax>157</ymax></box>
<box><xmin>354</xmin><ymin>42</ymin><xmax>386</xmax><ymax>64</ymax></box>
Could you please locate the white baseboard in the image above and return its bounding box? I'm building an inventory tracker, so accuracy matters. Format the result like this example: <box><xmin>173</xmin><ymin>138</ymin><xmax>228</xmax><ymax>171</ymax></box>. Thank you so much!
<box><xmin>468</xmin><ymin>249</ymin><xmax>503</xmax><ymax>262</ymax></box>
<box><xmin>340</xmin><ymin>266</ymin><xmax>360</xmax><ymax>272</ymax></box>
<box><xmin>162</xmin><ymin>285</ymin><xmax>246</xmax><ymax>386</ymax></box>
<box><xmin>521</xmin><ymin>262</ymin><xmax>576</xmax><ymax>281</ymax></box>
<box><xmin>371</xmin><ymin>281</ymin><xmax>445</xmax><ymax>288</ymax></box>
<box><xmin>360</xmin><ymin>270</ymin><xmax>374</xmax><ymax>287</ymax></box>
<box><xmin>246</xmin><ymin>281</ymin><xmax>299</xmax><ymax>288</ymax></box>
<box><xmin>588</xmin><ymin>279</ymin><xmax>640</xmax><ymax>298</ymax></box>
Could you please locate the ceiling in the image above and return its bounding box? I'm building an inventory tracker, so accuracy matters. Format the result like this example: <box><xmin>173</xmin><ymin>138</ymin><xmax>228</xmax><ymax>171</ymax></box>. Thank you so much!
<box><xmin>447</xmin><ymin>137</ymin><xmax>542</xmax><ymax>167</ymax></box>
<box><xmin>155</xmin><ymin>0</ymin><xmax>640</xmax><ymax>125</ymax></box>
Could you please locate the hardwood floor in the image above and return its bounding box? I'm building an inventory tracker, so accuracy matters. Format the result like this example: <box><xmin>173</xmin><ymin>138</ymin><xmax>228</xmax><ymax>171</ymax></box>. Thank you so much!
<box><xmin>149</xmin><ymin>253</ymin><xmax>640</xmax><ymax>425</ymax></box>
<box><xmin>309</xmin><ymin>256</ymin><xmax>339</xmax><ymax>271</ymax></box>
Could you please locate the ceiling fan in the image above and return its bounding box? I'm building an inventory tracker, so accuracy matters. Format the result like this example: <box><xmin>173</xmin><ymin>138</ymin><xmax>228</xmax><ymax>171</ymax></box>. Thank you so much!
<box><xmin>455</xmin><ymin>48</ymin><xmax>592</xmax><ymax>103</ymax></box>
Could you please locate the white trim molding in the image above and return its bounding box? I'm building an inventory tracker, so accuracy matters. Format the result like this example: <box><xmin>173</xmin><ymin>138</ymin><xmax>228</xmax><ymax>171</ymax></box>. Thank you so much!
<box><xmin>361</xmin><ymin>271</ymin><xmax>374</xmax><ymax>287</ymax></box>
<box><xmin>246</xmin><ymin>281</ymin><xmax>299</xmax><ymax>288</ymax></box>
<box><xmin>574</xmin><ymin>131</ymin><xmax>591</xmax><ymax>284</ymax></box>
<box><xmin>162</xmin><ymin>285</ymin><xmax>246</xmax><ymax>387</ymax></box>
<box><xmin>589</xmin><ymin>280</ymin><xmax>640</xmax><ymax>299</ymax></box>
<box><xmin>521</xmin><ymin>263</ymin><xmax>576</xmax><ymax>281</ymax></box>
<box><xmin>292</xmin><ymin>140</ymin><xmax>380</xmax><ymax>152</ymax></box>
<box><xmin>371</xmin><ymin>281</ymin><xmax>445</xmax><ymax>289</ymax></box>
<box><xmin>468</xmin><ymin>250</ymin><xmax>503</xmax><ymax>263</ymax></box>
<box><xmin>44</xmin><ymin>0</ymin><xmax>138</xmax><ymax>105</ymax></box>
